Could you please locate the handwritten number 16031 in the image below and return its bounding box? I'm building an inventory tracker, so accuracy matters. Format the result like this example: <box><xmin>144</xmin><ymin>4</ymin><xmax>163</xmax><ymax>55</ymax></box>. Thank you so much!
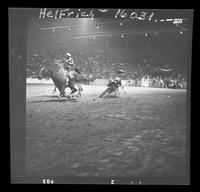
<box><xmin>115</xmin><ymin>9</ymin><xmax>154</xmax><ymax>21</ymax></box>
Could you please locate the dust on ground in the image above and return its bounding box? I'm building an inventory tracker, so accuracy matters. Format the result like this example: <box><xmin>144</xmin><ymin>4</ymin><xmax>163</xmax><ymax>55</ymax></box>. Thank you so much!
<box><xmin>26</xmin><ymin>84</ymin><xmax>187</xmax><ymax>178</ymax></box>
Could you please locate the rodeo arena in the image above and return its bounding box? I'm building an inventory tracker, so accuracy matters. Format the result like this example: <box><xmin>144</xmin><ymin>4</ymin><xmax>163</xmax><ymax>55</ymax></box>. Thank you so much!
<box><xmin>24</xmin><ymin>9</ymin><xmax>191</xmax><ymax>184</ymax></box>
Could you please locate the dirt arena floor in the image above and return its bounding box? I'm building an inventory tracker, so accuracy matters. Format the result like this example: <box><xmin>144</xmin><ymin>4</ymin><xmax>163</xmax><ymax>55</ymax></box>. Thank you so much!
<box><xmin>26</xmin><ymin>84</ymin><xmax>187</xmax><ymax>180</ymax></box>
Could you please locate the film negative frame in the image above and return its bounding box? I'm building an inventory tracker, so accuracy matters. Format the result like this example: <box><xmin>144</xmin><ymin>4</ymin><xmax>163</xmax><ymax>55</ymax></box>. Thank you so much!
<box><xmin>9</xmin><ymin>8</ymin><xmax>193</xmax><ymax>184</ymax></box>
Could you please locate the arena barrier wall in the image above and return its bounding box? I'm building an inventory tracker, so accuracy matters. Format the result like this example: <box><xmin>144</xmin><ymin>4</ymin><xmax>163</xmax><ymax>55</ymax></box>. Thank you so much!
<box><xmin>26</xmin><ymin>78</ymin><xmax>54</xmax><ymax>84</ymax></box>
<box><xmin>26</xmin><ymin>78</ymin><xmax>187</xmax><ymax>88</ymax></box>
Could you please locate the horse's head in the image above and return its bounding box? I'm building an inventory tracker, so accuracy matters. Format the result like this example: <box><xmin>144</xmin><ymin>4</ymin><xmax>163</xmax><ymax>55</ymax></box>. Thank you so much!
<box><xmin>37</xmin><ymin>66</ymin><xmax>50</xmax><ymax>80</ymax></box>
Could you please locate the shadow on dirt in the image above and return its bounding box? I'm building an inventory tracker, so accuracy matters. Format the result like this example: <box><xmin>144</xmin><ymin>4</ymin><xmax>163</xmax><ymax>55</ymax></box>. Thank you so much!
<box><xmin>104</xmin><ymin>95</ymin><xmax>119</xmax><ymax>99</ymax></box>
<box><xmin>29</xmin><ymin>98</ymin><xmax>78</xmax><ymax>103</ymax></box>
<box><xmin>39</xmin><ymin>95</ymin><xmax>60</xmax><ymax>98</ymax></box>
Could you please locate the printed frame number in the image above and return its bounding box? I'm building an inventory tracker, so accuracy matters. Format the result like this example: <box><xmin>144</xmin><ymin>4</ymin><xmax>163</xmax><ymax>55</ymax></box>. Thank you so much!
<box><xmin>42</xmin><ymin>179</ymin><xmax>54</xmax><ymax>184</ymax></box>
<box><xmin>111</xmin><ymin>179</ymin><xmax>115</xmax><ymax>184</ymax></box>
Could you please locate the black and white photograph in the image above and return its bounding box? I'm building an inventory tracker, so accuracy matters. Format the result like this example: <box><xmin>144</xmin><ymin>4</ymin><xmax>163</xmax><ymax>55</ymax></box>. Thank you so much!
<box><xmin>9</xmin><ymin>8</ymin><xmax>192</xmax><ymax>184</ymax></box>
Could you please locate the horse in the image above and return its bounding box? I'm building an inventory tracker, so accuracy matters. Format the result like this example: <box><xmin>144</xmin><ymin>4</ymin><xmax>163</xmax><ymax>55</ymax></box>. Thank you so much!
<box><xmin>37</xmin><ymin>64</ymin><xmax>83</xmax><ymax>97</ymax></box>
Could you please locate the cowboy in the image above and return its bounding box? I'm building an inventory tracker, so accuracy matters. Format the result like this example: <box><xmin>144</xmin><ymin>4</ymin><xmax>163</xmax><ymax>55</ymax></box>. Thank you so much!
<box><xmin>97</xmin><ymin>77</ymin><xmax>122</xmax><ymax>98</ymax></box>
<box><xmin>63</xmin><ymin>52</ymin><xmax>75</xmax><ymax>71</ymax></box>
<box><xmin>61</xmin><ymin>52</ymin><xmax>75</xmax><ymax>79</ymax></box>
<box><xmin>62</xmin><ymin>53</ymin><xmax>83</xmax><ymax>95</ymax></box>
<box><xmin>107</xmin><ymin>77</ymin><xmax>122</xmax><ymax>89</ymax></box>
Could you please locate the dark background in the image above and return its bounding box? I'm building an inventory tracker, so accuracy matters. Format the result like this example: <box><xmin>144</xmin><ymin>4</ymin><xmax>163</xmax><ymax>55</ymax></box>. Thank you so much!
<box><xmin>26</xmin><ymin>10</ymin><xmax>192</xmax><ymax>78</ymax></box>
<box><xmin>9</xmin><ymin>8</ymin><xmax>193</xmax><ymax>184</ymax></box>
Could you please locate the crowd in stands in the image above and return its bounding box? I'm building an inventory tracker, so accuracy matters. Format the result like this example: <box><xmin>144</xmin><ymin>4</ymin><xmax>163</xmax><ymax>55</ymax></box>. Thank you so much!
<box><xmin>26</xmin><ymin>48</ymin><xmax>186</xmax><ymax>88</ymax></box>
<box><xmin>26</xmin><ymin>53</ymin><xmax>48</xmax><ymax>77</ymax></box>
<box><xmin>140</xmin><ymin>75</ymin><xmax>185</xmax><ymax>88</ymax></box>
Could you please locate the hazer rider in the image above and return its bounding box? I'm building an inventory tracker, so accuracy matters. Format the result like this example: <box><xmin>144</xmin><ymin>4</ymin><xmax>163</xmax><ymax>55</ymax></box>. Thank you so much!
<box><xmin>63</xmin><ymin>52</ymin><xmax>79</xmax><ymax>94</ymax></box>
<box><xmin>63</xmin><ymin>52</ymin><xmax>81</xmax><ymax>77</ymax></box>
<box><xmin>63</xmin><ymin>52</ymin><xmax>75</xmax><ymax>71</ymax></box>
<box><xmin>53</xmin><ymin>52</ymin><xmax>78</xmax><ymax>94</ymax></box>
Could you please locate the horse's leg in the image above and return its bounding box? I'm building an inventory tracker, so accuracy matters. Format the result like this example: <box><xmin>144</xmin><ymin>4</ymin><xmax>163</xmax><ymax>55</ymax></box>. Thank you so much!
<box><xmin>59</xmin><ymin>89</ymin><xmax>64</xmax><ymax>97</ymax></box>
<box><xmin>69</xmin><ymin>82</ymin><xmax>78</xmax><ymax>95</ymax></box>
<box><xmin>57</xmin><ymin>88</ymin><xmax>63</xmax><ymax>97</ymax></box>
<box><xmin>76</xmin><ymin>83</ymin><xmax>83</xmax><ymax>97</ymax></box>
<box><xmin>61</xmin><ymin>84</ymin><xmax>66</xmax><ymax>97</ymax></box>
<box><xmin>52</xmin><ymin>76</ymin><xmax>66</xmax><ymax>97</ymax></box>
<box><xmin>57</xmin><ymin>85</ymin><xmax>66</xmax><ymax>97</ymax></box>
<box><xmin>53</xmin><ymin>83</ymin><xmax>63</xmax><ymax>97</ymax></box>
